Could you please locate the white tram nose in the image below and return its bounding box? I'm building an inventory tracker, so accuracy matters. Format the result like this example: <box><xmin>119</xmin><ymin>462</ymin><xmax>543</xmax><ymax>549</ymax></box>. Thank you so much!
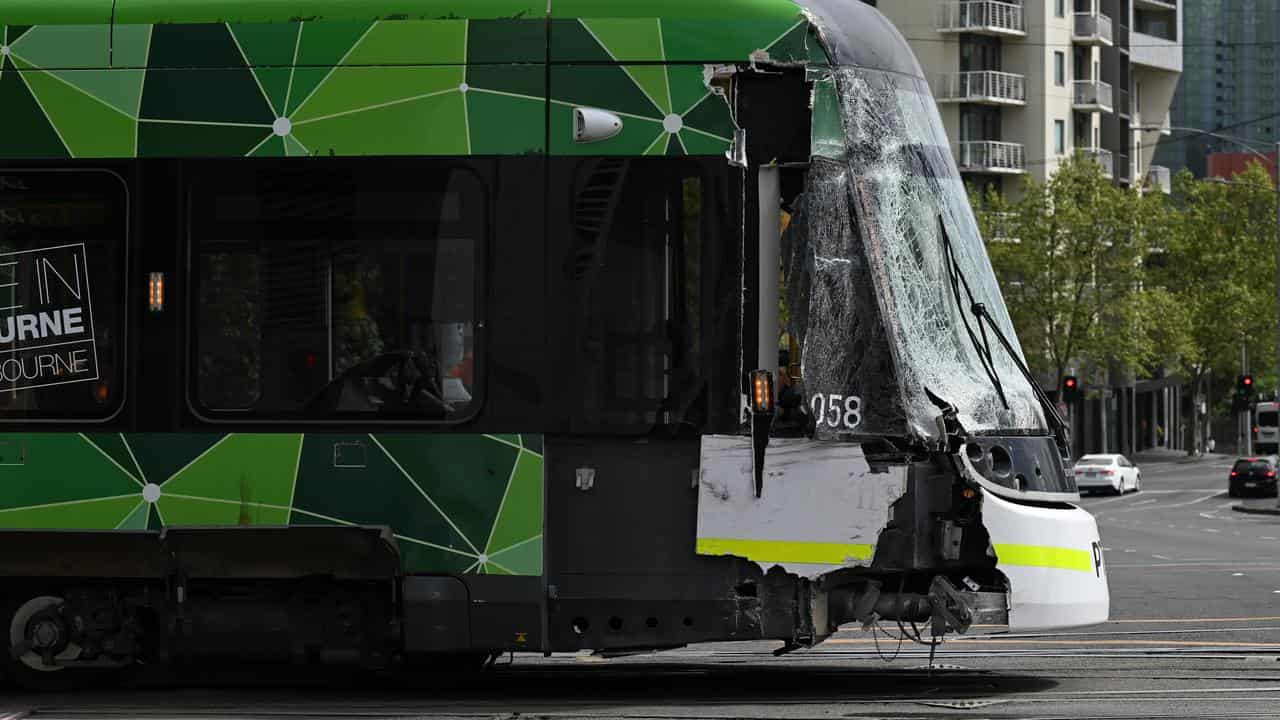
<box><xmin>981</xmin><ymin>489</ymin><xmax>1110</xmax><ymax>631</ymax></box>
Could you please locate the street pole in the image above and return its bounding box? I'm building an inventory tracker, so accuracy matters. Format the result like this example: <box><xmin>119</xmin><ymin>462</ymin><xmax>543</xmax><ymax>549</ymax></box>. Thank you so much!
<box><xmin>1243</xmin><ymin>343</ymin><xmax>1252</xmax><ymax>456</ymax></box>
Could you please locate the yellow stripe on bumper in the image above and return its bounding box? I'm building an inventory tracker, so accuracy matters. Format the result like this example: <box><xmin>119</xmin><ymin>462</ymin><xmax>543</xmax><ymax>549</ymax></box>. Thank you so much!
<box><xmin>697</xmin><ymin>539</ymin><xmax>1094</xmax><ymax>573</ymax></box>
<box><xmin>696</xmin><ymin>538</ymin><xmax>873</xmax><ymax>565</ymax></box>
<box><xmin>994</xmin><ymin>543</ymin><xmax>1095</xmax><ymax>572</ymax></box>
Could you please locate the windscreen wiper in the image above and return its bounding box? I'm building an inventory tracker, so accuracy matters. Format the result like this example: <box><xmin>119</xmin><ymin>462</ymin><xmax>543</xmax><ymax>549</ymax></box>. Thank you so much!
<box><xmin>939</xmin><ymin>217</ymin><xmax>1009</xmax><ymax>410</ymax></box>
<box><xmin>937</xmin><ymin>217</ymin><xmax>1072</xmax><ymax>454</ymax></box>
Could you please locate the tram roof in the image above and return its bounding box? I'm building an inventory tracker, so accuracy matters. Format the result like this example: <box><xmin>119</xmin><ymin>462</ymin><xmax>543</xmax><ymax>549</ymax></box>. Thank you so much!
<box><xmin>0</xmin><ymin>0</ymin><xmax>804</xmax><ymax>24</ymax></box>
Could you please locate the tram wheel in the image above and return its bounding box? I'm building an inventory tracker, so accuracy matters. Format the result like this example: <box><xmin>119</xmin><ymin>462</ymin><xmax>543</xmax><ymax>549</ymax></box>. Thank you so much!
<box><xmin>3</xmin><ymin>590</ymin><xmax>123</xmax><ymax>691</ymax></box>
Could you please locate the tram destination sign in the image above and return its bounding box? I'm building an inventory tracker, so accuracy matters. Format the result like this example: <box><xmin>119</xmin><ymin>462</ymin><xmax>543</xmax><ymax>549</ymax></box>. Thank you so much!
<box><xmin>0</xmin><ymin>243</ymin><xmax>97</xmax><ymax>391</ymax></box>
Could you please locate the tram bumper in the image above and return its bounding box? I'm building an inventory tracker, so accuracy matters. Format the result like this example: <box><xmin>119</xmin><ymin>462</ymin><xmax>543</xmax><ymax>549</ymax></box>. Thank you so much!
<box><xmin>982</xmin><ymin>488</ymin><xmax>1109</xmax><ymax>630</ymax></box>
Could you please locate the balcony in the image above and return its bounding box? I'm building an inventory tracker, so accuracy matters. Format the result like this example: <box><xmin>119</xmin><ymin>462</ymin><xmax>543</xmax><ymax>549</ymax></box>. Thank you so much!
<box><xmin>1131</xmin><ymin>31</ymin><xmax>1183</xmax><ymax>73</ymax></box>
<box><xmin>1082</xmin><ymin>147</ymin><xmax>1114</xmax><ymax>178</ymax></box>
<box><xmin>1073</xmin><ymin>79</ymin><xmax>1114</xmax><ymax>112</ymax></box>
<box><xmin>935</xmin><ymin>71</ymin><xmax>1027</xmax><ymax>105</ymax></box>
<box><xmin>937</xmin><ymin>1</ymin><xmax>1027</xmax><ymax>37</ymax></box>
<box><xmin>1146</xmin><ymin>165</ymin><xmax>1172</xmax><ymax>194</ymax></box>
<box><xmin>1134</xmin><ymin>0</ymin><xmax>1177</xmax><ymax>10</ymax></box>
<box><xmin>955</xmin><ymin>141</ymin><xmax>1027</xmax><ymax>174</ymax></box>
<box><xmin>1116</xmin><ymin>88</ymin><xmax>1130</xmax><ymax>118</ymax></box>
<box><xmin>1073</xmin><ymin>12</ymin><xmax>1114</xmax><ymax>46</ymax></box>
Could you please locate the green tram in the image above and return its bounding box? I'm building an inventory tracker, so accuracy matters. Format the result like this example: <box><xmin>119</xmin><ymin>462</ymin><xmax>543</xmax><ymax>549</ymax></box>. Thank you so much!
<box><xmin>0</xmin><ymin>0</ymin><xmax>1108</xmax><ymax>687</ymax></box>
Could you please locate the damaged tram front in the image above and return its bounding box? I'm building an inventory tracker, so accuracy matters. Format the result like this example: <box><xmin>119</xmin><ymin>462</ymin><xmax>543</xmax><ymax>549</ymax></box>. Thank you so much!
<box><xmin>0</xmin><ymin>0</ymin><xmax>1107</xmax><ymax>686</ymax></box>
<box><xmin>690</xmin><ymin>0</ymin><xmax>1109</xmax><ymax>647</ymax></box>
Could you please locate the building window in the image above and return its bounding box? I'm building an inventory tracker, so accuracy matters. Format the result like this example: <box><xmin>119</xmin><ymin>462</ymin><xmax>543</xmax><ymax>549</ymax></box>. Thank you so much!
<box><xmin>1054</xmin><ymin>52</ymin><xmax>1065</xmax><ymax>86</ymax></box>
<box><xmin>1054</xmin><ymin>120</ymin><xmax>1066</xmax><ymax>155</ymax></box>
<box><xmin>1055</xmin><ymin>0</ymin><xmax>1065</xmax><ymax>17</ymax></box>
<box><xmin>189</xmin><ymin>160</ymin><xmax>484</xmax><ymax>422</ymax></box>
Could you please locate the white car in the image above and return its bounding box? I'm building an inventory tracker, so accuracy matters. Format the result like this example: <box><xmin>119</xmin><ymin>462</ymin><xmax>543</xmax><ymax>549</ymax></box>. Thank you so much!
<box><xmin>1073</xmin><ymin>453</ymin><xmax>1141</xmax><ymax>495</ymax></box>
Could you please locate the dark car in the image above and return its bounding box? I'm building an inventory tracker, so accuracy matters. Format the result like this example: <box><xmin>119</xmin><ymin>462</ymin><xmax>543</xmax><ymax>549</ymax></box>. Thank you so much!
<box><xmin>1228</xmin><ymin>457</ymin><xmax>1279</xmax><ymax>498</ymax></box>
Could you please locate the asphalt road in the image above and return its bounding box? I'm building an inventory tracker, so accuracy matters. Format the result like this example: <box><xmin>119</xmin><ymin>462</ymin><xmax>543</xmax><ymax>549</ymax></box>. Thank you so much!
<box><xmin>6</xmin><ymin>452</ymin><xmax>1280</xmax><ymax>719</ymax></box>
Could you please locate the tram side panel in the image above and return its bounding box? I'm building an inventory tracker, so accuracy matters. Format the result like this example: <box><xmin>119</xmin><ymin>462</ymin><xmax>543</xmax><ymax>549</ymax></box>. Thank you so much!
<box><xmin>0</xmin><ymin>153</ymin><xmax>555</xmax><ymax>671</ymax></box>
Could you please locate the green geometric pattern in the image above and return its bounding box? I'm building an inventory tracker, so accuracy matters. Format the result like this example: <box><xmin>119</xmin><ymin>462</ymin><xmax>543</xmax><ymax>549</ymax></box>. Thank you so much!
<box><xmin>0</xmin><ymin>432</ymin><xmax>543</xmax><ymax>576</ymax></box>
<box><xmin>0</xmin><ymin>3</ymin><xmax>818</xmax><ymax>160</ymax></box>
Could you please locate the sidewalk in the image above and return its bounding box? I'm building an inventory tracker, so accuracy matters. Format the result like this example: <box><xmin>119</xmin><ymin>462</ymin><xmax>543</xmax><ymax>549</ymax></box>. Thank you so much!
<box><xmin>1129</xmin><ymin>448</ymin><xmax>1232</xmax><ymax>465</ymax></box>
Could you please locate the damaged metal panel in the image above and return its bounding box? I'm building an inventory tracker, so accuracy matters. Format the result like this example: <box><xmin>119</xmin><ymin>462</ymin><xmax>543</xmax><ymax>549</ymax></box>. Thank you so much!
<box><xmin>695</xmin><ymin>435</ymin><xmax>906</xmax><ymax>578</ymax></box>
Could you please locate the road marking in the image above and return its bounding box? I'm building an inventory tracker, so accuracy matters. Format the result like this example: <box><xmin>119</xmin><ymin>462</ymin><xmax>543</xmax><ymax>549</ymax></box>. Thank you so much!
<box><xmin>989</xmin><ymin>625</ymin><xmax>1280</xmax><ymax>639</ymax></box>
<box><xmin>1107</xmin><ymin>615</ymin><xmax>1280</xmax><ymax>623</ymax></box>
<box><xmin>1234</xmin><ymin>572</ymin><xmax>1246</xmax><ymax>576</ymax></box>
<box><xmin>1153</xmin><ymin>554</ymin><xmax>1171</xmax><ymax>560</ymax></box>
<box><xmin>825</xmin><ymin>638</ymin><xmax>1280</xmax><ymax>648</ymax></box>
<box><xmin>1164</xmin><ymin>492</ymin><xmax>1225</xmax><ymax>509</ymax></box>
<box><xmin>1109</xmin><ymin>561</ymin><xmax>1280</xmax><ymax>569</ymax></box>
<box><xmin>1262</xmin><ymin>536</ymin><xmax>1277</xmax><ymax>540</ymax></box>
<box><xmin>1205</xmin><ymin>528</ymin><xmax>1221</xmax><ymax>532</ymax></box>
<box><xmin>1087</xmin><ymin>488</ymin><xmax>1223</xmax><ymax>496</ymax></box>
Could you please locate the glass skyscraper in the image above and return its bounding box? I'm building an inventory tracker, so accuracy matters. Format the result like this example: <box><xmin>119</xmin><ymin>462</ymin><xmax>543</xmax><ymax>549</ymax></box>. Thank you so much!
<box><xmin>1155</xmin><ymin>0</ymin><xmax>1280</xmax><ymax>176</ymax></box>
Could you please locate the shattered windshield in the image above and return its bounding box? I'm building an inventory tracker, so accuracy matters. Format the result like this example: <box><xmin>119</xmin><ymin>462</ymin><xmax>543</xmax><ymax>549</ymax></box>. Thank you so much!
<box><xmin>786</xmin><ymin>67</ymin><xmax>1046</xmax><ymax>439</ymax></box>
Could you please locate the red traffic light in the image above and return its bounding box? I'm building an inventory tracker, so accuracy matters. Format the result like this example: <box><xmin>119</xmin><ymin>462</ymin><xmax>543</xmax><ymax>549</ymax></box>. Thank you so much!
<box><xmin>1064</xmin><ymin>378</ymin><xmax>1077</xmax><ymax>388</ymax></box>
<box><xmin>1245</xmin><ymin>377</ymin><xmax>1254</xmax><ymax>386</ymax></box>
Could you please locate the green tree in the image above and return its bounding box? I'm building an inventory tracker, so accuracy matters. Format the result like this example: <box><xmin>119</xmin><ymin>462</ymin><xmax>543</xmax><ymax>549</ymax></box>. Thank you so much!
<box><xmin>975</xmin><ymin>153</ymin><xmax>1164</xmax><ymax>389</ymax></box>
<box><xmin>1150</xmin><ymin>162</ymin><xmax>1278</xmax><ymax>452</ymax></box>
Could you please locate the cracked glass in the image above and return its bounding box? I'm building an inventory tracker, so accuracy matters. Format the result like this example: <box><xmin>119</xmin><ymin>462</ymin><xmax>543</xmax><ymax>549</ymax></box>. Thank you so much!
<box><xmin>786</xmin><ymin>67</ymin><xmax>1045</xmax><ymax>439</ymax></box>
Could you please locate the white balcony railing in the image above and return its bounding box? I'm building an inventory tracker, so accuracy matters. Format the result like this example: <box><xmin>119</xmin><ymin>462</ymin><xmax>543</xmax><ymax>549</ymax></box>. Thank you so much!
<box><xmin>1073</xmin><ymin>12</ymin><xmax>1114</xmax><ymax>45</ymax></box>
<box><xmin>937</xmin><ymin>1</ymin><xmax>1027</xmax><ymax>36</ymax></box>
<box><xmin>1072</xmin><ymin>79</ymin><xmax>1114</xmax><ymax>112</ymax></box>
<box><xmin>1147</xmin><ymin>165</ymin><xmax>1172</xmax><ymax>194</ymax></box>
<box><xmin>936</xmin><ymin>71</ymin><xmax>1027</xmax><ymax>105</ymax></box>
<box><xmin>955</xmin><ymin>141</ymin><xmax>1027</xmax><ymax>174</ymax></box>
<box><xmin>1082</xmin><ymin>147</ymin><xmax>1114</xmax><ymax>178</ymax></box>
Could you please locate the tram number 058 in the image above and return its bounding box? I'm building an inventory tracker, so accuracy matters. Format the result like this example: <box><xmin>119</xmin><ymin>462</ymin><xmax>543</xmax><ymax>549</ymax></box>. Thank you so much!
<box><xmin>810</xmin><ymin>393</ymin><xmax>862</xmax><ymax>430</ymax></box>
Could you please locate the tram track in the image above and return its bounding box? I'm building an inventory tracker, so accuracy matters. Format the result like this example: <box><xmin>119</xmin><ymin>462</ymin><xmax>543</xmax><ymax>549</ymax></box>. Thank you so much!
<box><xmin>5</xmin><ymin>657</ymin><xmax>1280</xmax><ymax>720</ymax></box>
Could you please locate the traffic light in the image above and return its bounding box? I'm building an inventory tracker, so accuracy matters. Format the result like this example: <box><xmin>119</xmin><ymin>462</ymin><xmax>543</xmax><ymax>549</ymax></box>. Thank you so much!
<box><xmin>1062</xmin><ymin>375</ymin><xmax>1080</xmax><ymax>402</ymax></box>
<box><xmin>1239</xmin><ymin>374</ymin><xmax>1256</xmax><ymax>400</ymax></box>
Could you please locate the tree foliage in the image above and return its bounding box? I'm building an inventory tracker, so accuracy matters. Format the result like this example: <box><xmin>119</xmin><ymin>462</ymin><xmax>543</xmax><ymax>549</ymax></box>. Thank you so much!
<box><xmin>974</xmin><ymin>153</ymin><xmax>1167</xmax><ymax>386</ymax></box>
<box><xmin>975</xmin><ymin>156</ymin><xmax>1279</xmax><ymax>452</ymax></box>
<box><xmin>1150</xmin><ymin>162</ymin><xmax>1278</xmax><ymax>409</ymax></box>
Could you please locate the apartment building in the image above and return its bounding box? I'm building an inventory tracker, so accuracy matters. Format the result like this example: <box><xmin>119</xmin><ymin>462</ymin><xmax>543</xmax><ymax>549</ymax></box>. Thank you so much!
<box><xmin>874</xmin><ymin>0</ymin><xmax>1183</xmax><ymax>195</ymax></box>
<box><xmin>1155</xmin><ymin>0</ymin><xmax>1280</xmax><ymax>177</ymax></box>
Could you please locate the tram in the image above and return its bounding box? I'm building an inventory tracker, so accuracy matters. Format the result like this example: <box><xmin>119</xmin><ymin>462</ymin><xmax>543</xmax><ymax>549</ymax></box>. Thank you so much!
<box><xmin>0</xmin><ymin>0</ymin><xmax>1107</xmax><ymax>688</ymax></box>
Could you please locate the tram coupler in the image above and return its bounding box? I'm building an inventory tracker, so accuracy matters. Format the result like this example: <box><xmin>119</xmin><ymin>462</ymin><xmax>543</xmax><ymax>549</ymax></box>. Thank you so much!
<box><xmin>825</xmin><ymin>576</ymin><xmax>1008</xmax><ymax>636</ymax></box>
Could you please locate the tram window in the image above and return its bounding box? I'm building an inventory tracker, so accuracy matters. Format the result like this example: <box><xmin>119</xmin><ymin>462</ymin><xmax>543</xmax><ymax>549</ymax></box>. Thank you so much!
<box><xmin>561</xmin><ymin>160</ymin><xmax>733</xmax><ymax>434</ymax></box>
<box><xmin>0</xmin><ymin>170</ymin><xmax>127</xmax><ymax>421</ymax></box>
<box><xmin>190</xmin><ymin>161</ymin><xmax>483</xmax><ymax>422</ymax></box>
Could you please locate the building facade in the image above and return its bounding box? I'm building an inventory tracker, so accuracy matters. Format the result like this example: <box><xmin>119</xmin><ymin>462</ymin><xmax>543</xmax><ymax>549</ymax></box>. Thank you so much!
<box><xmin>875</xmin><ymin>0</ymin><xmax>1183</xmax><ymax>196</ymax></box>
<box><xmin>1156</xmin><ymin>0</ymin><xmax>1280</xmax><ymax>177</ymax></box>
<box><xmin>1207</xmin><ymin>150</ymin><xmax>1280</xmax><ymax>184</ymax></box>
